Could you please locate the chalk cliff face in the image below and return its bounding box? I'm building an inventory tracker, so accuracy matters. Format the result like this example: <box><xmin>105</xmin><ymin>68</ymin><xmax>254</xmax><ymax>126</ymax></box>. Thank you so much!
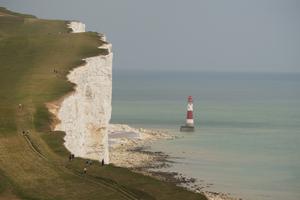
<box><xmin>67</xmin><ymin>21</ymin><xmax>85</xmax><ymax>33</ymax></box>
<box><xmin>55</xmin><ymin>22</ymin><xmax>112</xmax><ymax>164</ymax></box>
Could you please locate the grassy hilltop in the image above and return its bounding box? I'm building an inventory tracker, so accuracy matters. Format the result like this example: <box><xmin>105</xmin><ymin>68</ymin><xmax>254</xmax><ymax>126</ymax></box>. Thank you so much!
<box><xmin>0</xmin><ymin>7</ymin><xmax>207</xmax><ymax>200</ymax></box>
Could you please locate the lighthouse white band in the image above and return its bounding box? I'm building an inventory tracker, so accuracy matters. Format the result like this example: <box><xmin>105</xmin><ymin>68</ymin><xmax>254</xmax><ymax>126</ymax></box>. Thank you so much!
<box><xmin>187</xmin><ymin>104</ymin><xmax>193</xmax><ymax>111</ymax></box>
<box><xmin>186</xmin><ymin>119</ymin><xmax>194</xmax><ymax>125</ymax></box>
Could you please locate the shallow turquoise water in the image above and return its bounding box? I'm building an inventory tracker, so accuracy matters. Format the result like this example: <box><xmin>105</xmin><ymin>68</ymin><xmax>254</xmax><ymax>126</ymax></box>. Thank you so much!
<box><xmin>111</xmin><ymin>70</ymin><xmax>300</xmax><ymax>200</ymax></box>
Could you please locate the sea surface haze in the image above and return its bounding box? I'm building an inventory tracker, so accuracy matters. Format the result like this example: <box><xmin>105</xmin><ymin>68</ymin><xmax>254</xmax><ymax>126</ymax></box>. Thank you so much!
<box><xmin>111</xmin><ymin>70</ymin><xmax>300</xmax><ymax>200</ymax></box>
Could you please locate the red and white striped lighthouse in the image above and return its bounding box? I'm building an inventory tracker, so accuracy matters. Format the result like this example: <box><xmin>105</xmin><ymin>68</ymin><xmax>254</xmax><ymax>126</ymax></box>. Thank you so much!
<box><xmin>180</xmin><ymin>96</ymin><xmax>195</xmax><ymax>132</ymax></box>
<box><xmin>186</xmin><ymin>96</ymin><xmax>194</xmax><ymax>126</ymax></box>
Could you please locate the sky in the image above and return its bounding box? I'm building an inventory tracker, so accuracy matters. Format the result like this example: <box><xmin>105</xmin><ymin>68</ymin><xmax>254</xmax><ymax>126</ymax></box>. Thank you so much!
<box><xmin>1</xmin><ymin>0</ymin><xmax>299</xmax><ymax>72</ymax></box>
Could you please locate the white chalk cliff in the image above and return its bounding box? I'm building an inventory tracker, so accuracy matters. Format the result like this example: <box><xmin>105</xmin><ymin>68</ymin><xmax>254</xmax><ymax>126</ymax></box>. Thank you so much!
<box><xmin>67</xmin><ymin>21</ymin><xmax>86</xmax><ymax>33</ymax></box>
<box><xmin>55</xmin><ymin>21</ymin><xmax>112</xmax><ymax>164</ymax></box>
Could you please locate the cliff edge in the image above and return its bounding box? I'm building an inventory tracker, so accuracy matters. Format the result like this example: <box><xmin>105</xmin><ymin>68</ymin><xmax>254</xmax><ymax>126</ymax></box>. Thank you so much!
<box><xmin>54</xmin><ymin>21</ymin><xmax>112</xmax><ymax>164</ymax></box>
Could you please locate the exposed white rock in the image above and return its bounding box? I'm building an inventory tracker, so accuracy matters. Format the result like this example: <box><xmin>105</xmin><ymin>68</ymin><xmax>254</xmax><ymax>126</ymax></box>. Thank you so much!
<box><xmin>67</xmin><ymin>21</ymin><xmax>85</xmax><ymax>33</ymax></box>
<box><xmin>203</xmin><ymin>192</ymin><xmax>238</xmax><ymax>200</ymax></box>
<box><xmin>54</xmin><ymin>21</ymin><xmax>112</xmax><ymax>164</ymax></box>
<box><xmin>108</xmin><ymin>124</ymin><xmax>172</xmax><ymax>168</ymax></box>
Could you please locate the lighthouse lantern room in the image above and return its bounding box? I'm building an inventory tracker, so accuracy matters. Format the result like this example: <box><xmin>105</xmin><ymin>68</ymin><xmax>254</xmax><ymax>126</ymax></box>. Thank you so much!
<box><xmin>180</xmin><ymin>96</ymin><xmax>195</xmax><ymax>132</ymax></box>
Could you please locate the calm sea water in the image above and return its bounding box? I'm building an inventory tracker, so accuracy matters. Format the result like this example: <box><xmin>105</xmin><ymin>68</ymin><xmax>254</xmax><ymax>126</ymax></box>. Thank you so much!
<box><xmin>111</xmin><ymin>70</ymin><xmax>300</xmax><ymax>200</ymax></box>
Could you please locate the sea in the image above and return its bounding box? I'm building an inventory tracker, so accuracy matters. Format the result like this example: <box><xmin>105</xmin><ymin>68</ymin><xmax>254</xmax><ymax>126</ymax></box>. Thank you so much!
<box><xmin>111</xmin><ymin>70</ymin><xmax>300</xmax><ymax>200</ymax></box>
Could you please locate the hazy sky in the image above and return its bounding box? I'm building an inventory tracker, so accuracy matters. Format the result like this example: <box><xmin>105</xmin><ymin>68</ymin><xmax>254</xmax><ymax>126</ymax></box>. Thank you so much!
<box><xmin>1</xmin><ymin>0</ymin><xmax>299</xmax><ymax>72</ymax></box>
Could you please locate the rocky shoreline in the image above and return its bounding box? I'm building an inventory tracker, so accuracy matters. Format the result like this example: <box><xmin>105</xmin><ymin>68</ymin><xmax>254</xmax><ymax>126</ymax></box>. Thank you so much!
<box><xmin>108</xmin><ymin>124</ymin><xmax>239</xmax><ymax>200</ymax></box>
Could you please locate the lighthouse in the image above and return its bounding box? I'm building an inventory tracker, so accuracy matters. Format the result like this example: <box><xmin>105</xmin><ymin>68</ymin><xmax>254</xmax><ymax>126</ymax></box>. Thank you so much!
<box><xmin>180</xmin><ymin>96</ymin><xmax>195</xmax><ymax>132</ymax></box>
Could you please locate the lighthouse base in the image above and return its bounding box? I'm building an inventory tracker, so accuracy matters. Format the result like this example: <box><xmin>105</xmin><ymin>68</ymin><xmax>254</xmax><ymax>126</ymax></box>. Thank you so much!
<box><xmin>180</xmin><ymin>126</ymin><xmax>195</xmax><ymax>132</ymax></box>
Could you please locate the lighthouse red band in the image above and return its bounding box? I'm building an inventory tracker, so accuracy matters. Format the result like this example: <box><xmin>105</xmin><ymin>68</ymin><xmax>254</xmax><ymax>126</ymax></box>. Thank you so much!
<box><xmin>187</xmin><ymin>111</ymin><xmax>193</xmax><ymax>119</ymax></box>
<box><xmin>186</xmin><ymin>96</ymin><xmax>194</xmax><ymax>127</ymax></box>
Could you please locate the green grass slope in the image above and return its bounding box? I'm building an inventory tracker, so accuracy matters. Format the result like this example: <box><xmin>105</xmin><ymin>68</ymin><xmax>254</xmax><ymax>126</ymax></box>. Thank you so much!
<box><xmin>0</xmin><ymin>7</ymin><xmax>207</xmax><ymax>200</ymax></box>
